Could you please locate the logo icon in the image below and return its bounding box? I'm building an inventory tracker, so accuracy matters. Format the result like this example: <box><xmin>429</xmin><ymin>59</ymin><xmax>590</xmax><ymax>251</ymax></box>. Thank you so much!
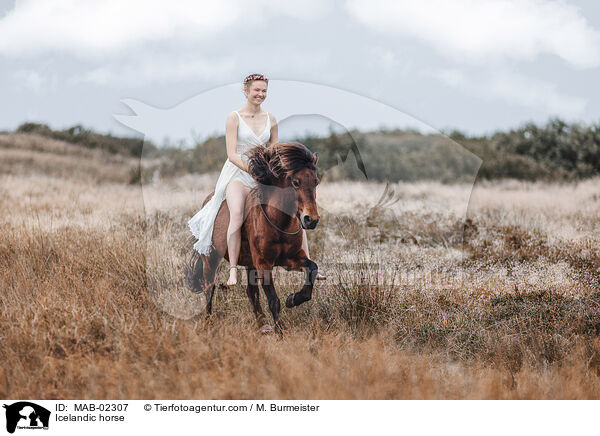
<box><xmin>3</xmin><ymin>402</ymin><xmax>50</xmax><ymax>434</ymax></box>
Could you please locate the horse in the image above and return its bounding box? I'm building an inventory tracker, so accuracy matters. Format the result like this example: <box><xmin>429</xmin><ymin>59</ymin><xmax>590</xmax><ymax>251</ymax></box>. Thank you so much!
<box><xmin>186</xmin><ymin>142</ymin><xmax>320</xmax><ymax>333</ymax></box>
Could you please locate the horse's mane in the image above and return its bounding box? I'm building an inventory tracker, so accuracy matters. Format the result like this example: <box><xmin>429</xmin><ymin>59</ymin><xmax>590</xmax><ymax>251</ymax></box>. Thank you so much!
<box><xmin>247</xmin><ymin>142</ymin><xmax>316</xmax><ymax>186</ymax></box>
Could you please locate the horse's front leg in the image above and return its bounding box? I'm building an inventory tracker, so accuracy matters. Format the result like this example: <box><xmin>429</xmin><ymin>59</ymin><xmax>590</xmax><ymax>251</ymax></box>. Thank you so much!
<box><xmin>246</xmin><ymin>267</ymin><xmax>266</xmax><ymax>328</ymax></box>
<box><xmin>285</xmin><ymin>254</ymin><xmax>318</xmax><ymax>308</ymax></box>
<box><xmin>256</xmin><ymin>265</ymin><xmax>283</xmax><ymax>333</ymax></box>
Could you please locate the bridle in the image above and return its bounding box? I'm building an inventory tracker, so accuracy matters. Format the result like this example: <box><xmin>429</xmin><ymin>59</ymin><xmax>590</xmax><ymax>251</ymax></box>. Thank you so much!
<box><xmin>256</xmin><ymin>190</ymin><xmax>302</xmax><ymax>235</ymax></box>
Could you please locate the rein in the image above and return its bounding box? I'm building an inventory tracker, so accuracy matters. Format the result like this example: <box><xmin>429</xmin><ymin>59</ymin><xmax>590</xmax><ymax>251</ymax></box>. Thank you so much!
<box><xmin>256</xmin><ymin>190</ymin><xmax>302</xmax><ymax>235</ymax></box>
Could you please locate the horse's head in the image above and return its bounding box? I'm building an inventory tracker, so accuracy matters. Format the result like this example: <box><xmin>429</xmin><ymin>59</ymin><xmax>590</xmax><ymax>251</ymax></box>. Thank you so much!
<box><xmin>289</xmin><ymin>157</ymin><xmax>320</xmax><ymax>229</ymax></box>
<box><xmin>248</xmin><ymin>142</ymin><xmax>320</xmax><ymax>229</ymax></box>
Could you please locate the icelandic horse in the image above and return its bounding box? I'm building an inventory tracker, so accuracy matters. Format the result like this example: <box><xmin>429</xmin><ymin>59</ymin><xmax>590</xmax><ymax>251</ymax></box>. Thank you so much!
<box><xmin>187</xmin><ymin>142</ymin><xmax>320</xmax><ymax>332</ymax></box>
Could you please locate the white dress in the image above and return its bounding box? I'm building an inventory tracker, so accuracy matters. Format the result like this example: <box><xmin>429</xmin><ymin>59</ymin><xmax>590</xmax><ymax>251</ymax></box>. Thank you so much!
<box><xmin>188</xmin><ymin>110</ymin><xmax>271</xmax><ymax>255</ymax></box>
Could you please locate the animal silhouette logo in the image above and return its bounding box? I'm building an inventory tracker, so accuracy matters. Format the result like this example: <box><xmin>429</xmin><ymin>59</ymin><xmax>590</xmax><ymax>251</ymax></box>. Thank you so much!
<box><xmin>3</xmin><ymin>402</ymin><xmax>50</xmax><ymax>434</ymax></box>
<box><xmin>113</xmin><ymin>79</ymin><xmax>482</xmax><ymax>318</ymax></box>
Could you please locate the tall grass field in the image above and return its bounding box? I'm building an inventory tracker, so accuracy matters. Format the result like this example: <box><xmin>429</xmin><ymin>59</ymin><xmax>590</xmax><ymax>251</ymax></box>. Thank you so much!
<box><xmin>1</xmin><ymin>132</ymin><xmax>600</xmax><ymax>399</ymax></box>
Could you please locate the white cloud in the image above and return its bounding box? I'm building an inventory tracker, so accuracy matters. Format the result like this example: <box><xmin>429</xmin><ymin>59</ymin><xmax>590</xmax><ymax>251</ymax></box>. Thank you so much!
<box><xmin>487</xmin><ymin>70</ymin><xmax>586</xmax><ymax>116</ymax></box>
<box><xmin>429</xmin><ymin>67</ymin><xmax>587</xmax><ymax>117</ymax></box>
<box><xmin>13</xmin><ymin>69</ymin><xmax>45</xmax><ymax>91</ymax></box>
<box><xmin>433</xmin><ymin>68</ymin><xmax>465</xmax><ymax>87</ymax></box>
<box><xmin>346</xmin><ymin>0</ymin><xmax>600</xmax><ymax>69</ymax></box>
<box><xmin>68</xmin><ymin>55</ymin><xmax>236</xmax><ymax>87</ymax></box>
<box><xmin>370</xmin><ymin>46</ymin><xmax>399</xmax><ymax>70</ymax></box>
<box><xmin>0</xmin><ymin>0</ymin><xmax>331</xmax><ymax>59</ymax></box>
<box><xmin>0</xmin><ymin>0</ymin><xmax>332</xmax><ymax>87</ymax></box>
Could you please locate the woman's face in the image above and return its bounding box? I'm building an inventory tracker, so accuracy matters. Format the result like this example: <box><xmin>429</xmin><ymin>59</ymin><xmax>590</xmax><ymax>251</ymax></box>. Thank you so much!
<box><xmin>245</xmin><ymin>80</ymin><xmax>267</xmax><ymax>104</ymax></box>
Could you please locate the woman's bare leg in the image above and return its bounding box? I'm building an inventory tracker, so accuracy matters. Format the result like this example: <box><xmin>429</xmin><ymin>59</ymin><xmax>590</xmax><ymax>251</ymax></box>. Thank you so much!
<box><xmin>301</xmin><ymin>229</ymin><xmax>326</xmax><ymax>280</ymax></box>
<box><xmin>225</xmin><ymin>181</ymin><xmax>250</xmax><ymax>285</ymax></box>
<box><xmin>301</xmin><ymin>229</ymin><xmax>310</xmax><ymax>258</ymax></box>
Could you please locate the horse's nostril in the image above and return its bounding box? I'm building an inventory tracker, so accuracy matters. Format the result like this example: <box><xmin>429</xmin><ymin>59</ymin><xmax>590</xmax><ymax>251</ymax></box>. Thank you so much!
<box><xmin>303</xmin><ymin>216</ymin><xmax>312</xmax><ymax>225</ymax></box>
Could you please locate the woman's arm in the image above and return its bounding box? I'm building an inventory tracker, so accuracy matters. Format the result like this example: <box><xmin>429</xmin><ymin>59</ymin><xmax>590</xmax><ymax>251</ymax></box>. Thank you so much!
<box><xmin>225</xmin><ymin>112</ymin><xmax>249</xmax><ymax>172</ymax></box>
<box><xmin>266</xmin><ymin>113</ymin><xmax>278</xmax><ymax>147</ymax></box>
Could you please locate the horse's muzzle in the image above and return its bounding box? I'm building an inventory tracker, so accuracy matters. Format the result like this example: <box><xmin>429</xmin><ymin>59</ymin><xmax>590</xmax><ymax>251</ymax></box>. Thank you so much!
<box><xmin>300</xmin><ymin>215</ymin><xmax>320</xmax><ymax>230</ymax></box>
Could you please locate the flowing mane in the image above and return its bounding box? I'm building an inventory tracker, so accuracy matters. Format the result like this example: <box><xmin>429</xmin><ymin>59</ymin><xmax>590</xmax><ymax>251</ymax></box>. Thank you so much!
<box><xmin>247</xmin><ymin>142</ymin><xmax>317</xmax><ymax>186</ymax></box>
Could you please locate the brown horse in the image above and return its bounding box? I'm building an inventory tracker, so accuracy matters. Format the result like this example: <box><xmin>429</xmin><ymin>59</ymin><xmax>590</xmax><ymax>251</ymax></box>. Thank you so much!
<box><xmin>187</xmin><ymin>142</ymin><xmax>320</xmax><ymax>332</ymax></box>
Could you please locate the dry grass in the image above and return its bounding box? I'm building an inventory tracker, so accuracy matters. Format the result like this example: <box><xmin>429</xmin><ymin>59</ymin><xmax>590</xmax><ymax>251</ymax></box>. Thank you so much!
<box><xmin>1</xmin><ymin>134</ymin><xmax>600</xmax><ymax>399</ymax></box>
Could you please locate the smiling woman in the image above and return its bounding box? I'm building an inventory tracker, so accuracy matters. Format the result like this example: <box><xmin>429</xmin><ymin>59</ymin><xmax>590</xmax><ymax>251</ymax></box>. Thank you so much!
<box><xmin>188</xmin><ymin>73</ymin><xmax>326</xmax><ymax>286</ymax></box>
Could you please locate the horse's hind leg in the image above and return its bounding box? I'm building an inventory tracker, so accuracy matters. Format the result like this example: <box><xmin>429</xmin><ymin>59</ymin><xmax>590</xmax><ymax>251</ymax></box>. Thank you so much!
<box><xmin>285</xmin><ymin>258</ymin><xmax>318</xmax><ymax>308</ymax></box>
<box><xmin>186</xmin><ymin>252</ymin><xmax>215</xmax><ymax>316</ymax></box>
<box><xmin>186</xmin><ymin>250</ymin><xmax>204</xmax><ymax>293</ymax></box>
<box><xmin>246</xmin><ymin>267</ymin><xmax>266</xmax><ymax>328</ymax></box>
<box><xmin>204</xmin><ymin>251</ymin><xmax>222</xmax><ymax>314</ymax></box>
<box><xmin>202</xmin><ymin>249</ymin><xmax>223</xmax><ymax>315</ymax></box>
<box><xmin>204</xmin><ymin>283</ymin><xmax>215</xmax><ymax>315</ymax></box>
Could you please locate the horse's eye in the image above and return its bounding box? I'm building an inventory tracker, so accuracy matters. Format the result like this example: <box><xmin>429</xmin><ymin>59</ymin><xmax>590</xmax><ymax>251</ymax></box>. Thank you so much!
<box><xmin>292</xmin><ymin>179</ymin><xmax>300</xmax><ymax>188</ymax></box>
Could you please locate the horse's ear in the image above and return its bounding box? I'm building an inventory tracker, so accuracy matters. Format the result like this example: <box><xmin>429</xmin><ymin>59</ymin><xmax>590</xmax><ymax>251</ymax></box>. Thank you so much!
<box><xmin>312</xmin><ymin>152</ymin><xmax>318</xmax><ymax>165</ymax></box>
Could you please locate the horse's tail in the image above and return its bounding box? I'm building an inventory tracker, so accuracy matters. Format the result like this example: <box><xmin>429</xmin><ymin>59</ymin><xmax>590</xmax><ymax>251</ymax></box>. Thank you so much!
<box><xmin>185</xmin><ymin>248</ymin><xmax>205</xmax><ymax>293</ymax></box>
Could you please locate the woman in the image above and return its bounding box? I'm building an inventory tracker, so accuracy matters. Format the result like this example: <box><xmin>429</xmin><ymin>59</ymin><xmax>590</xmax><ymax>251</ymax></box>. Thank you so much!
<box><xmin>188</xmin><ymin>73</ymin><xmax>325</xmax><ymax>285</ymax></box>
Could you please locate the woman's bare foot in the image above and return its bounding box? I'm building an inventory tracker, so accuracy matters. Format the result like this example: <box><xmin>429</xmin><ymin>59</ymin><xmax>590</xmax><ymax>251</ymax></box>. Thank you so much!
<box><xmin>227</xmin><ymin>266</ymin><xmax>239</xmax><ymax>286</ymax></box>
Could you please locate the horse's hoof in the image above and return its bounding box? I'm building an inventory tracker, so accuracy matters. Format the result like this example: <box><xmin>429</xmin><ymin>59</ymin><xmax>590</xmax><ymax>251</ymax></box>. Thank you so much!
<box><xmin>285</xmin><ymin>294</ymin><xmax>295</xmax><ymax>308</ymax></box>
<box><xmin>260</xmin><ymin>324</ymin><xmax>274</xmax><ymax>334</ymax></box>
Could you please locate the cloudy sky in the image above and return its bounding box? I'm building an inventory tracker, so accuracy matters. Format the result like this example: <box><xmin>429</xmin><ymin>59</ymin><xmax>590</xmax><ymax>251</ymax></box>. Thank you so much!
<box><xmin>1</xmin><ymin>0</ymin><xmax>599</xmax><ymax>144</ymax></box>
